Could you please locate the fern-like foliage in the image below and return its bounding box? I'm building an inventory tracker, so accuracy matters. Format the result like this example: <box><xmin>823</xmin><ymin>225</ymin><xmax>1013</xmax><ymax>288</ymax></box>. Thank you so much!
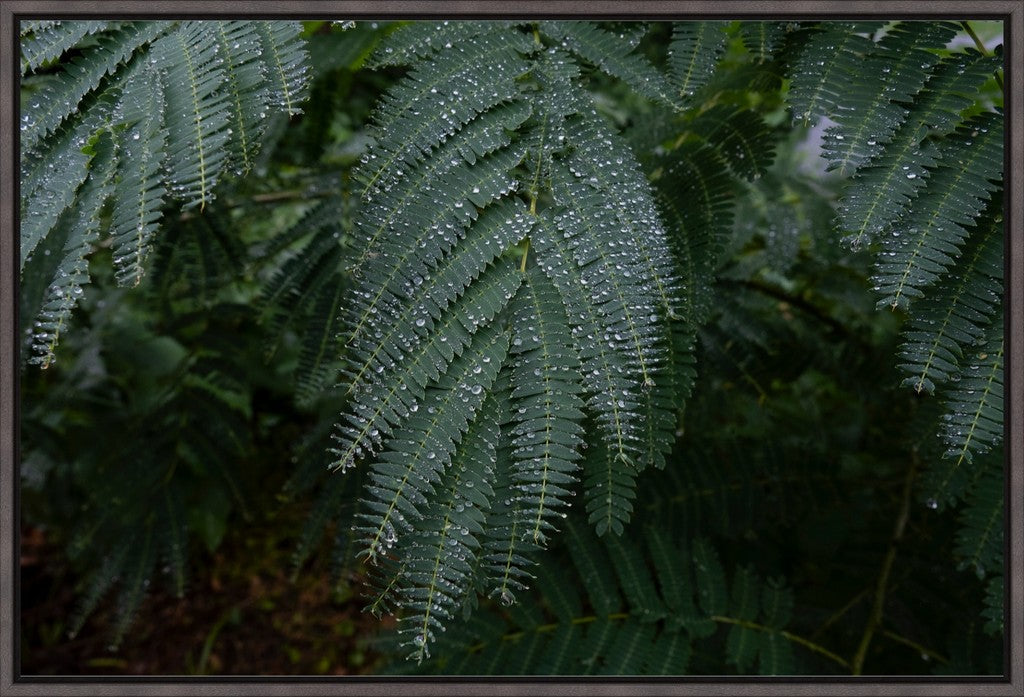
<box><xmin>787</xmin><ymin>21</ymin><xmax>1005</xmax><ymax>642</ymax></box>
<box><xmin>818</xmin><ymin>22</ymin><xmax>959</xmax><ymax>177</ymax></box>
<box><xmin>787</xmin><ymin>22</ymin><xmax>883</xmax><ymax>128</ymax></box>
<box><xmin>255</xmin><ymin>196</ymin><xmax>352</xmax><ymax>404</ymax></box>
<box><xmin>738</xmin><ymin>21</ymin><xmax>788</xmax><ymax>64</ymax></box>
<box><xmin>871</xmin><ymin>111</ymin><xmax>1002</xmax><ymax>311</ymax></box>
<box><xmin>940</xmin><ymin>316</ymin><xmax>1004</xmax><ymax>470</ymax></box>
<box><xmin>667</xmin><ymin>22</ymin><xmax>728</xmax><ymax>103</ymax></box>
<box><xmin>787</xmin><ymin>21</ymin><xmax>1003</xmax><ymax>465</ymax></box>
<box><xmin>20</xmin><ymin>17</ymin><xmax>1005</xmax><ymax>671</ymax></box>
<box><xmin>539</xmin><ymin>21</ymin><xmax>677</xmax><ymax>108</ymax></box>
<box><xmin>836</xmin><ymin>49</ymin><xmax>1000</xmax><ymax>249</ymax></box>
<box><xmin>397</xmin><ymin>520</ymin><xmax>804</xmax><ymax>674</ymax></box>
<box><xmin>24</xmin><ymin>130</ymin><xmax>118</xmax><ymax>368</ymax></box>
<box><xmin>329</xmin><ymin>21</ymin><xmax>696</xmax><ymax>659</ymax></box>
<box><xmin>953</xmin><ymin>464</ymin><xmax>1003</xmax><ymax>580</ymax></box>
<box><xmin>20</xmin><ymin>19</ymin><xmax>310</xmax><ymax>366</ymax></box>
<box><xmin>981</xmin><ymin>575</ymin><xmax>1003</xmax><ymax>636</ymax></box>
<box><xmin>896</xmin><ymin>197</ymin><xmax>1002</xmax><ymax>394</ymax></box>
<box><xmin>19</xmin><ymin>20</ymin><xmax>110</xmax><ymax>73</ymax></box>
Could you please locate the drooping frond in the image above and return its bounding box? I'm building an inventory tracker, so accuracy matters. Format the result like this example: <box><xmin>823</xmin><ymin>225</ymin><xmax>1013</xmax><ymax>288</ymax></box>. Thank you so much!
<box><xmin>540</xmin><ymin>21</ymin><xmax>677</xmax><ymax>109</ymax></box>
<box><xmin>667</xmin><ymin>22</ymin><xmax>728</xmax><ymax>103</ymax></box>
<box><xmin>214</xmin><ymin>21</ymin><xmax>275</xmax><ymax>175</ymax></box>
<box><xmin>530</xmin><ymin>204</ymin><xmax>643</xmax><ymax>525</ymax></box>
<box><xmin>953</xmin><ymin>466</ymin><xmax>1003</xmax><ymax>580</ymax></box>
<box><xmin>506</xmin><ymin>266</ymin><xmax>585</xmax><ymax>545</ymax></box>
<box><xmin>20</xmin><ymin>22</ymin><xmax>169</xmax><ymax>152</ymax></box>
<box><xmin>390</xmin><ymin>396</ymin><xmax>500</xmax><ymax>663</ymax></box>
<box><xmin>581</xmin><ymin>437</ymin><xmax>638</xmax><ymax>538</ymax></box>
<box><xmin>366</xmin><ymin>20</ymin><xmax>513</xmax><ymax>69</ymax></box>
<box><xmin>786</xmin><ymin>22</ymin><xmax>882</xmax><ymax>128</ymax></box>
<box><xmin>109</xmin><ymin>62</ymin><xmax>167</xmax><ymax>286</ymax></box>
<box><xmin>25</xmin><ymin>132</ymin><xmax>117</xmax><ymax>368</ymax></box>
<box><xmin>896</xmin><ymin>200</ymin><xmax>1003</xmax><ymax>394</ymax></box>
<box><xmin>479</xmin><ymin>396</ymin><xmax>541</xmax><ymax>605</ymax></box>
<box><xmin>940</xmin><ymin>316</ymin><xmax>1003</xmax><ymax>468</ymax></box>
<box><xmin>872</xmin><ymin>111</ymin><xmax>1002</xmax><ymax>310</ymax></box>
<box><xmin>820</xmin><ymin>21</ymin><xmax>959</xmax><ymax>177</ymax></box>
<box><xmin>253</xmin><ymin>21</ymin><xmax>309</xmax><ymax>117</ymax></box>
<box><xmin>20</xmin><ymin>20</ymin><xmax>110</xmax><ymax>73</ymax></box>
<box><xmin>20</xmin><ymin>20</ymin><xmax>313</xmax><ymax>357</ymax></box>
<box><xmin>150</xmin><ymin>21</ymin><xmax>232</xmax><ymax>210</ymax></box>
<box><xmin>20</xmin><ymin>91</ymin><xmax>116</xmax><ymax>270</ymax></box>
<box><xmin>354</xmin><ymin>321</ymin><xmax>511</xmax><ymax>561</ymax></box>
<box><xmin>550</xmin><ymin>172</ymin><xmax>656</xmax><ymax>416</ymax></box>
<box><xmin>555</xmin><ymin>106</ymin><xmax>679</xmax><ymax>472</ymax></box>
<box><xmin>982</xmin><ymin>575</ymin><xmax>1003</xmax><ymax>636</ymax></box>
<box><xmin>295</xmin><ymin>276</ymin><xmax>348</xmax><ymax>406</ymax></box>
<box><xmin>326</xmin><ymin>22</ymin><xmax>695</xmax><ymax>656</ymax></box>
<box><xmin>738</xmin><ymin>22</ymin><xmax>787</xmax><ymax>63</ymax></box>
<box><xmin>837</xmin><ymin>50</ymin><xmax>1000</xmax><ymax>248</ymax></box>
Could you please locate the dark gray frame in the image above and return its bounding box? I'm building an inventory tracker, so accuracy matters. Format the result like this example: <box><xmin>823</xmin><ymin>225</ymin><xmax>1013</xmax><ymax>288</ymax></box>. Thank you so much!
<box><xmin>0</xmin><ymin>2</ymin><xmax>1020</xmax><ymax>695</ymax></box>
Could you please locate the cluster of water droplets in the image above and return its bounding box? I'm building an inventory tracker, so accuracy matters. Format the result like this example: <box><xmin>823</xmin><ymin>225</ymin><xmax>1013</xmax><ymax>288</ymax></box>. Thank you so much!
<box><xmin>352</xmin><ymin>325</ymin><xmax>508</xmax><ymax>569</ymax></box>
<box><xmin>870</xmin><ymin>116</ymin><xmax>1002</xmax><ymax>311</ymax></box>
<box><xmin>665</xmin><ymin>22</ymin><xmax>728</xmax><ymax>104</ymax></box>
<box><xmin>938</xmin><ymin>329</ymin><xmax>1003</xmax><ymax>464</ymax></box>
<box><xmin>355</xmin><ymin>31</ymin><xmax>531</xmax><ymax>208</ymax></box>
<box><xmin>333</xmin><ymin>203</ymin><xmax>530</xmax><ymax>473</ymax></box>
<box><xmin>503</xmin><ymin>274</ymin><xmax>586</xmax><ymax>542</ymax></box>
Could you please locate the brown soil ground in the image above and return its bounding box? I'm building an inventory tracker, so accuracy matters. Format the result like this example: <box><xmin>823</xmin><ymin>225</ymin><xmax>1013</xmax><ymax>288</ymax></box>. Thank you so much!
<box><xmin>20</xmin><ymin>513</ymin><xmax>393</xmax><ymax>676</ymax></box>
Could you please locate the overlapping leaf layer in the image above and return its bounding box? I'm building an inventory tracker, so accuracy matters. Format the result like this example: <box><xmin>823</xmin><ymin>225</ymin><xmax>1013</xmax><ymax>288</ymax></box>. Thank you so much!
<box><xmin>20</xmin><ymin>19</ymin><xmax>310</xmax><ymax>366</ymax></box>
<box><xmin>332</xmin><ymin>21</ymin><xmax>697</xmax><ymax>659</ymax></box>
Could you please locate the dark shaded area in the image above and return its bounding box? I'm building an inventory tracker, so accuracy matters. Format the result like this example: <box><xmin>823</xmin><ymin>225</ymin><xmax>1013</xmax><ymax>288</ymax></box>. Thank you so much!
<box><xmin>21</xmin><ymin>510</ymin><xmax>387</xmax><ymax>675</ymax></box>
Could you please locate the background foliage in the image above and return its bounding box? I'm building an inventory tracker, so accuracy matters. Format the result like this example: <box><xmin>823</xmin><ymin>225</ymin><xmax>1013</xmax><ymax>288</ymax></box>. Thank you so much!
<box><xmin>19</xmin><ymin>18</ymin><xmax>1004</xmax><ymax>676</ymax></box>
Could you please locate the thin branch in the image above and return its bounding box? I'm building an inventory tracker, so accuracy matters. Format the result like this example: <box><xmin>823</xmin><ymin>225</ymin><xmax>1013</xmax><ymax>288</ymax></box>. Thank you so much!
<box><xmin>809</xmin><ymin>586</ymin><xmax>870</xmax><ymax>641</ymax></box>
<box><xmin>961</xmin><ymin>21</ymin><xmax>1004</xmax><ymax>92</ymax></box>
<box><xmin>711</xmin><ymin>615</ymin><xmax>851</xmax><ymax>670</ymax></box>
<box><xmin>721</xmin><ymin>278</ymin><xmax>858</xmax><ymax>342</ymax></box>
<box><xmin>464</xmin><ymin>610</ymin><xmax>849</xmax><ymax>671</ymax></box>
<box><xmin>177</xmin><ymin>188</ymin><xmax>337</xmax><ymax>221</ymax></box>
<box><xmin>851</xmin><ymin>450</ymin><xmax>918</xmax><ymax>675</ymax></box>
<box><xmin>466</xmin><ymin>612</ymin><xmax>629</xmax><ymax>653</ymax></box>
<box><xmin>879</xmin><ymin>627</ymin><xmax>949</xmax><ymax>665</ymax></box>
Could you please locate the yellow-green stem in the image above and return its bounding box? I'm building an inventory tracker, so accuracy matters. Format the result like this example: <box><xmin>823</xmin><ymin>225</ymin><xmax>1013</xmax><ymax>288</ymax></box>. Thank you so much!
<box><xmin>519</xmin><ymin>237</ymin><xmax>530</xmax><ymax>272</ymax></box>
<box><xmin>961</xmin><ymin>21</ymin><xmax>1004</xmax><ymax>91</ymax></box>
<box><xmin>711</xmin><ymin>615</ymin><xmax>851</xmax><ymax>670</ymax></box>
<box><xmin>879</xmin><ymin>627</ymin><xmax>948</xmax><ymax>664</ymax></box>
